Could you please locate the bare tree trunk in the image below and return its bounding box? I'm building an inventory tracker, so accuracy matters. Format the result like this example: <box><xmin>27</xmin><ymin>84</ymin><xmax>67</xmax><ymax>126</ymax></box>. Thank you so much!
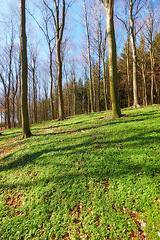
<box><xmin>150</xmin><ymin>49</ymin><xmax>158</xmax><ymax>104</ymax></box>
<box><xmin>72</xmin><ymin>72</ymin><xmax>76</xmax><ymax>116</ymax></box>
<box><xmin>57</xmin><ymin>41</ymin><xmax>65</xmax><ymax>120</ymax></box>
<box><xmin>6</xmin><ymin>95</ymin><xmax>10</xmax><ymax>129</ymax></box>
<box><xmin>102</xmin><ymin>58</ymin><xmax>108</xmax><ymax>111</ymax></box>
<box><xmin>20</xmin><ymin>0</ymin><xmax>31</xmax><ymax>138</ymax></box>
<box><xmin>88</xmin><ymin>89</ymin><xmax>90</xmax><ymax>114</ymax></box>
<box><xmin>38</xmin><ymin>83</ymin><xmax>42</xmax><ymax>123</ymax></box>
<box><xmin>0</xmin><ymin>74</ymin><xmax>7</xmax><ymax>129</ymax></box>
<box><xmin>43</xmin><ymin>0</ymin><xmax>66</xmax><ymax>120</ymax></box>
<box><xmin>0</xmin><ymin>104</ymin><xmax>2</xmax><ymax>131</ymax></box>
<box><xmin>6</xmin><ymin>25</ymin><xmax>14</xmax><ymax>129</ymax></box>
<box><xmin>18</xmin><ymin>61</ymin><xmax>22</xmax><ymax>127</ymax></box>
<box><xmin>88</xmin><ymin>30</ymin><xmax>94</xmax><ymax>113</ymax></box>
<box><xmin>142</xmin><ymin>64</ymin><xmax>147</xmax><ymax>106</ymax></box>
<box><xmin>104</xmin><ymin>0</ymin><xmax>121</xmax><ymax>118</ymax></box>
<box><xmin>154</xmin><ymin>73</ymin><xmax>158</xmax><ymax>103</ymax></box>
<box><xmin>7</xmin><ymin>89</ymin><xmax>11</xmax><ymax>130</ymax></box>
<box><xmin>97</xmin><ymin>48</ymin><xmax>101</xmax><ymax>112</ymax></box>
<box><xmin>12</xmin><ymin>96</ymin><xmax>15</xmax><ymax>128</ymax></box>
<box><xmin>12</xmin><ymin>70</ymin><xmax>18</xmax><ymax>128</ymax></box>
<box><xmin>83</xmin><ymin>0</ymin><xmax>94</xmax><ymax>113</ymax></box>
<box><xmin>30</xmin><ymin>54</ymin><xmax>38</xmax><ymax>124</ymax></box>
<box><xmin>82</xmin><ymin>89</ymin><xmax>85</xmax><ymax>113</ymax></box>
<box><xmin>100</xmin><ymin>29</ymin><xmax>108</xmax><ymax>111</ymax></box>
<box><xmin>49</xmin><ymin>47</ymin><xmax>54</xmax><ymax>119</ymax></box>
<box><xmin>129</xmin><ymin>0</ymin><xmax>139</xmax><ymax>107</ymax></box>
<box><xmin>126</xmin><ymin>37</ymin><xmax>131</xmax><ymax>107</ymax></box>
<box><xmin>150</xmin><ymin>50</ymin><xmax>154</xmax><ymax>105</ymax></box>
<box><xmin>32</xmin><ymin>69</ymin><xmax>37</xmax><ymax>123</ymax></box>
<box><xmin>4</xmin><ymin>97</ymin><xmax>7</xmax><ymax>129</ymax></box>
<box><xmin>92</xmin><ymin>74</ymin><xmax>96</xmax><ymax>112</ymax></box>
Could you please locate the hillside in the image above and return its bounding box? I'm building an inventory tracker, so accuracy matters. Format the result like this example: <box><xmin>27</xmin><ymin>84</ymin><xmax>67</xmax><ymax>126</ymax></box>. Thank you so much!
<box><xmin>0</xmin><ymin>106</ymin><xmax>160</xmax><ymax>239</ymax></box>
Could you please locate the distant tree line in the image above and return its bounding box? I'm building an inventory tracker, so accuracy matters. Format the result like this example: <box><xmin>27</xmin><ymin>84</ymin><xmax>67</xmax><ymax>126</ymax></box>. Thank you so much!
<box><xmin>0</xmin><ymin>0</ymin><xmax>159</xmax><ymax>134</ymax></box>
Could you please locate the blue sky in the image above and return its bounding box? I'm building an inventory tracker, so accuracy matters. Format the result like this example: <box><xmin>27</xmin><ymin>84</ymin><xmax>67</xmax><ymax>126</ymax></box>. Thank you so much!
<box><xmin>0</xmin><ymin>0</ymin><xmax>160</xmax><ymax>117</ymax></box>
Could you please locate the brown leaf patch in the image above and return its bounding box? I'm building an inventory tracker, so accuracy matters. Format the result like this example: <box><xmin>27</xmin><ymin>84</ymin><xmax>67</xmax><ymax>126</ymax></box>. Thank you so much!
<box><xmin>0</xmin><ymin>142</ymin><xmax>24</xmax><ymax>159</ymax></box>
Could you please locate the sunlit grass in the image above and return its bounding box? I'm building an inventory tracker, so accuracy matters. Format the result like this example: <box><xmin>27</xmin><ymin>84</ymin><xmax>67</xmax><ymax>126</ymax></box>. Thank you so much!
<box><xmin>0</xmin><ymin>105</ymin><xmax>160</xmax><ymax>239</ymax></box>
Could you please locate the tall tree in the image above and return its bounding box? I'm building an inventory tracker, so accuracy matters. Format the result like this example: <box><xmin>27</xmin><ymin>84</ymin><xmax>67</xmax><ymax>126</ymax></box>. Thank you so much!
<box><xmin>0</xmin><ymin>20</ymin><xmax>15</xmax><ymax>129</ymax></box>
<box><xmin>20</xmin><ymin>0</ymin><xmax>31</xmax><ymax>138</ymax></box>
<box><xmin>29</xmin><ymin>5</ymin><xmax>56</xmax><ymax>119</ymax></box>
<box><xmin>83</xmin><ymin>0</ymin><xmax>94</xmax><ymax>113</ymax></box>
<box><xmin>30</xmin><ymin>49</ymin><xmax>38</xmax><ymax>123</ymax></box>
<box><xmin>129</xmin><ymin>0</ymin><xmax>139</xmax><ymax>107</ymax></box>
<box><xmin>43</xmin><ymin>0</ymin><xmax>70</xmax><ymax>120</ymax></box>
<box><xmin>116</xmin><ymin>0</ymin><xmax>146</xmax><ymax>107</ymax></box>
<box><xmin>100</xmin><ymin>0</ymin><xmax>121</xmax><ymax>118</ymax></box>
<box><xmin>11</xmin><ymin>61</ymin><xmax>19</xmax><ymax>128</ymax></box>
<box><xmin>90</xmin><ymin>0</ymin><xmax>106</xmax><ymax>112</ymax></box>
<box><xmin>137</xmin><ymin>37</ymin><xmax>148</xmax><ymax>106</ymax></box>
<box><xmin>116</xmin><ymin>3</ymin><xmax>131</xmax><ymax>107</ymax></box>
<box><xmin>144</xmin><ymin>0</ymin><xmax>159</xmax><ymax>104</ymax></box>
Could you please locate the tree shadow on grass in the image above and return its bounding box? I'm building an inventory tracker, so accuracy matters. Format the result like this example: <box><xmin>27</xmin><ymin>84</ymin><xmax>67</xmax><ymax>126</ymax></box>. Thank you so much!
<box><xmin>1</xmin><ymin>152</ymin><xmax>159</xmax><ymax>193</ymax></box>
<box><xmin>1</xmin><ymin>127</ymin><xmax>160</xmax><ymax>176</ymax></box>
<box><xmin>1</xmin><ymin>109</ymin><xmax>160</xmax><ymax>188</ymax></box>
<box><xmin>0</xmin><ymin>149</ymin><xmax>54</xmax><ymax>172</ymax></box>
<box><xmin>35</xmin><ymin>110</ymin><xmax>160</xmax><ymax>138</ymax></box>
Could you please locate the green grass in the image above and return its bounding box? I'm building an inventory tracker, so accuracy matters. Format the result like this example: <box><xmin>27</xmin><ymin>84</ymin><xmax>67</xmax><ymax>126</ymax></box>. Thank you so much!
<box><xmin>0</xmin><ymin>105</ymin><xmax>160</xmax><ymax>239</ymax></box>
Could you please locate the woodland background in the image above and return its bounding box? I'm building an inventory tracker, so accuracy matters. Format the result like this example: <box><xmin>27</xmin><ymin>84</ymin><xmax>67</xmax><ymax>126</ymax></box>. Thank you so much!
<box><xmin>0</xmin><ymin>0</ymin><xmax>160</xmax><ymax>129</ymax></box>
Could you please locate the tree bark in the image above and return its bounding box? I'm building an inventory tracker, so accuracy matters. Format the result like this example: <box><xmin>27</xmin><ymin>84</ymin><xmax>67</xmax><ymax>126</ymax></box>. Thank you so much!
<box><xmin>150</xmin><ymin>48</ymin><xmax>158</xmax><ymax>104</ymax></box>
<box><xmin>129</xmin><ymin>0</ymin><xmax>139</xmax><ymax>107</ymax></box>
<box><xmin>57</xmin><ymin>40</ymin><xmax>65</xmax><ymax>120</ymax></box>
<box><xmin>49</xmin><ymin>48</ymin><xmax>54</xmax><ymax>120</ymax></box>
<box><xmin>20</xmin><ymin>0</ymin><xmax>31</xmax><ymax>138</ymax></box>
<box><xmin>84</xmin><ymin>0</ymin><xmax>94</xmax><ymax>113</ymax></box>
<box><xmin>104</xmin><ymin>0</ymin><xmax>121</xmax><ymax>118</ymax></box>
<box><xmin>142</xmin><ymin>63</ymin><xmax>147</xmax><ymax>106</ymax></box>
<box><xmin>72</xmin><ymin>72</ymin><xmax>76</xmax><ymax>116</ymax></box>
<box><xmin>102</xmin><ymin>58</ymin><xmax>108</xmax><ymax>111</ymax></box>
<box><xmin>126</xmin><ymin>37</ymin><xmax>131</xmax><ymax>107</ymax></box>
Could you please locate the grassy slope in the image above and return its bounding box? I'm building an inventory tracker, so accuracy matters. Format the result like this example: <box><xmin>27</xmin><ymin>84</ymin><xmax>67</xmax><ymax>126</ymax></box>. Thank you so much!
<box><xmin>0</xmin><ymin>106</ymin><xmax>160</xmax><ymax>240</ymax></box>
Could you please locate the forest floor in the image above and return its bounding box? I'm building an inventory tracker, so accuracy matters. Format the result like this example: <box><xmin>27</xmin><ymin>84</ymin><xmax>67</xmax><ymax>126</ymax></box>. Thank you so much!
<box><xmin>0</xmin><ymin>105</ymin><xmax>160</xmax><ymax>240</ymax></box>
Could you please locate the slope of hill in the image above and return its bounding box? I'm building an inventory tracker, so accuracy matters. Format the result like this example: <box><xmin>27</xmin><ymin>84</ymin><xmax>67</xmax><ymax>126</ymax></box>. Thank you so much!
<box><xmin>0</xmin><ymin>106</ymin><xmax>160</xmax><ymax>239</ymax></box>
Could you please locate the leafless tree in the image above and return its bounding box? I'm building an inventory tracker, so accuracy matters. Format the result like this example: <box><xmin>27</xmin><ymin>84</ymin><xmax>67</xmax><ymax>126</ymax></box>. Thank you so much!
<box><xmin>100</xmin><ymin>0</ymin><xmax>121</xmax><ymax>118</ymax></box>
<box><xmin>83</xmin><ymin>0</ymin><xmax>94</xmax><ymax>113</ymax></box>
<box><xmin>20</xmin><ymin>0</ymin><xmax>32</xmax><ymax>138</ymax></box>
<box><xmin>43</xmin><ymin>0</ymin><xmax>73</xmax><ymax>120</ymax></box>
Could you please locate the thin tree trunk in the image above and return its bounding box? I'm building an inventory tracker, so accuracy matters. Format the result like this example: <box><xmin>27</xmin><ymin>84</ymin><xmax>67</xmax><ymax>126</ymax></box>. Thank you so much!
<box><xmin>88</xmin><ymin>89</ymin><xmax>90</xmax><ymax>114</ymax></box>
<box><xmin>105</xmin><ymin>0</ymin><xmax>121</xmax><ymax>118</ymax></box>
<box><xmin>126</xmin><ymin>37</ymin><xmax>131</xmax><ymax>107</ymax></box>
<box><xmin>4</xmin><ymin>95</ymin><xmax>7</xmax><ymax>129</ymax></box>
<box><xmin>150</xmin><ymin>49</ymin><xmax>154</xmax><ymax>105</ymax></box>
<box><xmin>57</xmin><ymin>41</ymin><xmax>65</xmax><ymax>120</ymax></box>
<box><xmin>73</xmin><ymin>74</ymin><xmax>76</xmax><ymax>116</ymax></box>
<box><xmin>88</xmin><ymin>35</ymin><xmax>94</xmax><ymax>113</ymax></box>
<box><xmin>102</xmin><ymin>57</ymin><xmax>108</xmax><ymax>111</ymax></box>
<box><xmin>49</xmin><ymin>48</ymin><xmax>54</xmax><ymax>119</ymax></box>
<box><xmin>82</xmin><ymin>89</ymin><xmax>85</xmax><ymax>113</ymax></box>
<box><xmin>97</xmin><ymin>47</ymin><xmax>101</xmax><ymax>112</ymax></box>
<box><xmin>154</xmin><ymin>73</ymin><xmax>158</xmax><ymax>103</ymax></box>
<box><xmin>20</xmin><ymin>0</ymin><xmax>31</xmax><ymax>138</ymax></box>
<box><xmin>84</xmin><ymin>0</ymin><xmax>94</xmax><ymax>113</ymax></box>
<box><xmin>12</xmin><ymin>95</ymin><xmax>15</xmax><ymax>128</ymax></box>
<box><xmin>93</xmin><ymin>75</ymin><xmax>96</xmax><ymax>112</ymax></box>
<box><xmin>6</xmin><ymin>95</ymin><xmax>11</xmax><ymax>129</ymax></box>
<box><xmin>129</xmin><ymin>0</ymin><xmax>139</xmax><ymax>107</ymax></box>
<box><xmin>142</xmin><ymin>63</ymin><xmax>147</xmax><ymax>106</ymax></box>
<box><xmin>1</xmin><ymin>109</ymin><xmax>2</xmax><ymax>131</ymax></box>
<box><xmin>32</xmin><ymin>67</ymin><xmax>37</xmax><ymax>123</ymax></box>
